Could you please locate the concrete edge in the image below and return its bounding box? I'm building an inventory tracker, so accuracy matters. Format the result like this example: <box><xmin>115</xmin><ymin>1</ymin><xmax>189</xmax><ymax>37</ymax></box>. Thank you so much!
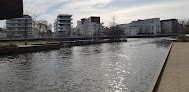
<box><xmin>0</xmin><ymin>44</ymin><xmax>60</xmax><ymax>55</ymax></box>
<box><xmin>147</xmin><ymin>41</ymin><xmax>174</xmax><ymax>92</ymax></box>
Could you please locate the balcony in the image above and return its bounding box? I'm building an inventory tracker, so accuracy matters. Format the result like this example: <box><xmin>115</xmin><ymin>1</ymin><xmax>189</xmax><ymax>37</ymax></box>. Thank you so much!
<box><xmin>57</xmin><ymin>28</ymin><xmax>71</xmax><ymax>31</ymax></box>
<box><xmin>58</xmin><ymin>22</ymin><xmax>72</xmax><ymax>25</ymax></box>
<box><xmin>58</xmin><ymin>26</ymin><xmax>71</xmax><ymax>28</ymax></box>
<box><xmin>6</xmin><ymin>21</ymin><xmax>32</xmax><ymax>24</ymax></box>
<box><xmin>58</xmin><ymin>18</ymin><xmax>72</xmax><ymax>21</ymax></box>
<box><xmin>57</xmin><ymin>30</ymin><xmax>67</xmax><ymax>32</ymax></box>
<box><xmin>8</xmin><ymin>29</ymin><xmax>32</xmax><ymax>32</ymax></box>
<box><xmin>7</xmin><ymin>25</ymin><xmax>32</xmax><ymax>28</ymax></box>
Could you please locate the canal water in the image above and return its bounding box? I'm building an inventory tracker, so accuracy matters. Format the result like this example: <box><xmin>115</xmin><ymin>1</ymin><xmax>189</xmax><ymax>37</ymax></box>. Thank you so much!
<box><xmin>0</xmin><ymin>38</ymin><xmax>173</xmax><ymax>92</ymax></box>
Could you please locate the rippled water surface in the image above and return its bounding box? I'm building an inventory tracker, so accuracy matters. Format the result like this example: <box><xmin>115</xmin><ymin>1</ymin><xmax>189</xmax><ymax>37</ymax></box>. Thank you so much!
<box><xmin>0</xmin><ymin>38</ymin><xmax>173</xmax><ymax>92</ymax></box>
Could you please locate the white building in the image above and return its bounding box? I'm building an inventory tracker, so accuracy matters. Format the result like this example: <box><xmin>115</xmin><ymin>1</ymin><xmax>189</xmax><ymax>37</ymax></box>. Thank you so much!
<box><xmin>131</xmin><ymin>18</ymin><xmax>161</xmax><ymax>34</ymax></box>
<box><xmin>76</xmin><ymin>16</ymin><xmax>102</xmax><ymax>37</ymax></box>
<box><xmin>118</xmin><ymin>24</ymin><xmax>139</xmax><ymax>35</ymax></box>
<box><xmin>54</xmin><ymin>14</ymin><xmax>72</xmax><ymax>37</ymax></box>
<box><xmin>6</xmin><ymin>15</ymin><xmax>33</xmax><ymax>38</ymax></box>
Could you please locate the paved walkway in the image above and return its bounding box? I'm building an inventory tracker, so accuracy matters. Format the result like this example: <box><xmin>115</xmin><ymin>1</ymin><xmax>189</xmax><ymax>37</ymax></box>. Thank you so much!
<box><xmin>157</xmin><ymin>42</ymin><xmax>189</xmax><ymax>92</ymax></box>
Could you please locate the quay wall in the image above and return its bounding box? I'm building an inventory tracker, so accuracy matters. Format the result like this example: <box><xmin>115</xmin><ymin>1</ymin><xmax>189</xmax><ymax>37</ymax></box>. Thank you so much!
<box><xmin>147</xmin><ymin>42</ymin><xmax>174</xmax><ymax>92</ymax></box>
<box><xmin>0</xmin><ymin>44</ymin><xmax>60</xmax><ymax>55</ymax></box>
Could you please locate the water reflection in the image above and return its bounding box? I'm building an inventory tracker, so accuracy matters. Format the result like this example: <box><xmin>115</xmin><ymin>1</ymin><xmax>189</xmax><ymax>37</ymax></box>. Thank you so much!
<box><xmin>152</xmin><ymin>39</ymin><xmax>172</xmax><ymax>48</ymax></box>
<box><xmin>0</xmin><ymin>38</ymin><xmax>173</xmax><ymax>92</ymax></box>
<box><xmin>128</xmin><ymin>38</ymin><xmax>174</xmax><ymax>48</ymax></box>
<box><xmin>0</xmin><ymin>53</ymin><xmax>35</xmax><ymax>91</ymax></box>
<box><xmin>102</xmin><ymin>43</ymin><xmax>130</xmax><ymax>92</ymax></box>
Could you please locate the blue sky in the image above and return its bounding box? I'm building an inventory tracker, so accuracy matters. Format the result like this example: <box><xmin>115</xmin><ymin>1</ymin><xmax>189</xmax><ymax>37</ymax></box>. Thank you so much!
<box><xmin>0</xmin><ymin>0</ymin><xmax>189</xmax><ymax>31</ymax></box>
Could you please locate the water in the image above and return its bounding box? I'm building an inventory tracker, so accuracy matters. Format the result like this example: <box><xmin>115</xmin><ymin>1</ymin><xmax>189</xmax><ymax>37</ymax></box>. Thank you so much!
<box><xmin>0</xmin><ymin>38</ymin><xmax>173</xmax><ymax>92</ymax></box>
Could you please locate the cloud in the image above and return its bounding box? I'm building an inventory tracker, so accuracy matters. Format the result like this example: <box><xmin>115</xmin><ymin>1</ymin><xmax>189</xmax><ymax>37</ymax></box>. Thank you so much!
<box><xmin>0</xmin><ymin>0</ymin><xmax>189</xmax><ymax>30</ymax></box>
<box><xmin>113</xmin><ymin>0</ymin><xmax>189</xmax><ymax>24</ymax></box>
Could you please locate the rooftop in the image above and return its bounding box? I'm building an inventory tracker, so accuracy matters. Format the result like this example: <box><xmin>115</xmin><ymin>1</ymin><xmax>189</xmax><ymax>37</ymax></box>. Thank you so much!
<box><xmin>58</xmin><ymin>14</ymin><xmax>72</xmax><ymax>17</ymax></box>
<box><xmin>160</xmin><ymin>19</ymin><xmax>178</xmax><ymax>22</ymax></box>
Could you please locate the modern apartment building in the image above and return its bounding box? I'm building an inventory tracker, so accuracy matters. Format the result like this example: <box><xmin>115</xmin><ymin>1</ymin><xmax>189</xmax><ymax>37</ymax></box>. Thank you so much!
<box><xmin>54</xmin><ymin>14</ymin><xmax>72</xmax><ymax>37</ymax></box>
<box><xmin>76</xmin><ymin>16</ymin><xmax>102</xmax><ymax>37</ymax></box>
<box><xmin>131</xmin><ymin>18</ymin><xmax>161</xmax><ymax>34</ymax></box>
<box><xmin>118</xmin><ymin>24</ymin><xmax>139</xmax><ymax>35</ymax></box>
<box><xmin>6</xmin><ymin>15</ymin><xmax>33</xmax><ymax>38</ymax></box>
<box><xmin>160</xmin><ymin>19</ymin><xmax>179</xmax><ymax>34</ymax></box>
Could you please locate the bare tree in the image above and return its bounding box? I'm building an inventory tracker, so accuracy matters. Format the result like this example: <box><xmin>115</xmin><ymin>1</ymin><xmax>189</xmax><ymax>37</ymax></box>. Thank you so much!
<box><xmin>109</xmin><ymin>15</ymin><xmax>117</xmax><ymax>27</ymax></box>
<box><xmin>46</xmin><ymin>24</ymin><xmax>52</xmax><ymax>43</ymax></box>
<box><xmin>7</xmin><ymin>29</ymin><xmax>14</xmax><ymax>41</ymax></box>
<box><xmin>24</xmin><ymin>15</ymin><xmax>28</xmax><ymax>45</ymax></box>
<box><xmin>106</xmin><ymin>15</ymin><xmax>125</xmax><ymax>40</ymax></box>
<box><xmin>23</xmin><ymin>9</ymin><xmax>39</xmax><ymax>45</ymax></box>
<box><xmin>36</xmin><ymin>20</ymin><xmax>52</xmax><ymax>43</ymax></box>
<box><xmin>179</xmin><ymin>19</ymin><xmax>189</xmax><ymax>34</ymax></box>
<box><xmin>161</xmin><ymin>27</ymin><xmax>166</xmax><ymax>34</ymax></box>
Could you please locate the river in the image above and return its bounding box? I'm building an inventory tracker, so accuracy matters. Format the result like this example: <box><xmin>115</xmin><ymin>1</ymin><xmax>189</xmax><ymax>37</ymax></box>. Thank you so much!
<box><xmin>0</xmin><ymin>37</ymin><xmax>173</xmax><ymax>92</ymax></box>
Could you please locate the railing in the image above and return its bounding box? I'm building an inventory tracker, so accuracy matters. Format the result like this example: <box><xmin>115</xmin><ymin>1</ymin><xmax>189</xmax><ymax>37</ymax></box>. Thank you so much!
<box><xmin>6</xmin><ymin>25</ymin><xmax>32</xmax><ymax>28</ymax></box>
<box><xmin>58</xmin><ymin>18</ymin><xmax>72</xmax><ymax>20</ymax></box>
<box><xmin>58</xmin><ymin>22</ymin><xmax>72</xmax><ymax>24</ymax></box>
<box><xmin>7</xmin><ymin>30</ymin><xmax>32</xmax><ymax>32</ymax></box>
<box><xmin>6</xmin><ymin>21</ymin><xmax>32</xmax><ymax>24</ymax></box>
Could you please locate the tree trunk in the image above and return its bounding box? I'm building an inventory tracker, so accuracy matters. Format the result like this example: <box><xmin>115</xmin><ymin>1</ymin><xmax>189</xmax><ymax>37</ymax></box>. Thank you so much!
<box><xmin>24</xmin><ymin>17</ymin><xmax>27</xmax><ymax>45</ymax></box>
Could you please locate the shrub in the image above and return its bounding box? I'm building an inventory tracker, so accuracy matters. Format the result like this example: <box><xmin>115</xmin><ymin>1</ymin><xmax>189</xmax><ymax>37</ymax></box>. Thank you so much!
<box><xmin>0</xmin><ymin>45</ymin><xmax>5</xmax><ymax>48</ymax></box>
<box><xmin>177</xmin><ymin>34</ymin><xmax>189</xmax><ymax>42</ymax></box>
<box><xmin>0</xmin><ymin>43</ymin><xmax>18</xmax><ymax>48</ymax></box>
<box><xmin>7</xmin><ymin>43</ymin><xmax>18</xmax><ymax>47</ymax></box>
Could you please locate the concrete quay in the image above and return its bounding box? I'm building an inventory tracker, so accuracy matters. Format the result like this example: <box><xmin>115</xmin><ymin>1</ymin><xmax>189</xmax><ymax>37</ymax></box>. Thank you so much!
<box><xmin>149</xmin><ymin>42</ymin><xmax>189</xmax><ymax>92</ymax></box>
<box><xmin>0</xmin><ymin>44</ymin><xmax>60</xmax><ymax>55</ymax></box>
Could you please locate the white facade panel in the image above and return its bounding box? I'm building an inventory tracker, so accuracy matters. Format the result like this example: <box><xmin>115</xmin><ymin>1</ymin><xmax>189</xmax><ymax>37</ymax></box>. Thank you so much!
<box><xmin>76</xmin><ymin>17</ymin><xmax>102</xmax><ymax>37</ymax></box>
<box><xmin>131</xmin><ymin>18</ymin><xmax>161</xmax><ymax>34</ymax></box>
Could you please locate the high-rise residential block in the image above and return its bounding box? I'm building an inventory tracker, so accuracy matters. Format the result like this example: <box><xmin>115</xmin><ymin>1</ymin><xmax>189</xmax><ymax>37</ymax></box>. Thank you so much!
<box><xmin>161</xmin><ymin>19</ymin><xmax>179</xmax><ymax>34</ymax></box>
<box><xmin>54</xmin><ymin>14</ymin><xmax>72</xmax><ymax>37</ymax></box>
<box><xmin>6</xmin><ymin>15</ymin><xmax>33</xmax><ymax>38</ymax></box>
<box><xmin>76</xmin><ymin>16</ymin><xmax>102</xmax><ymax>37</ymax></box>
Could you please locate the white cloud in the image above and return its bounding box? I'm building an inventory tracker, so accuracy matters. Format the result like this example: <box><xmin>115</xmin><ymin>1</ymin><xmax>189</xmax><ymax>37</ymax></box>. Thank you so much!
<box><xmin>0</xmin><ymin>0</ymin><xmax>189</xmax><ymax>30</ymax></box>
<box><xmin>113</xmin><ymin>0</ymin><xmax>189</xmax><ymax>24</ymax></box>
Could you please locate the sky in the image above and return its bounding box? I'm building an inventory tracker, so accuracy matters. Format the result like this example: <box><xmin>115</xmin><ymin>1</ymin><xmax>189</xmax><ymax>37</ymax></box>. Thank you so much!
<box><xmin>0</xmin><ymin>0</ymin><xmax>189</xmax><ymax>31</ymax></box>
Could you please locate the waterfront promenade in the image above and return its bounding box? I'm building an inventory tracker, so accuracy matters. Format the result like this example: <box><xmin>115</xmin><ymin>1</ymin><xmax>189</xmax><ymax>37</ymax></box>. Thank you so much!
<box><xmin>156</xmin><ymin>42</ymin><xmax>189</xmax><ymax>92</ymax></box>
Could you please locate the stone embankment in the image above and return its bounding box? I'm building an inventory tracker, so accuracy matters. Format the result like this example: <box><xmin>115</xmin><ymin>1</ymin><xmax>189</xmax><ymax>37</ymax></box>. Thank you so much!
<box><xmin>60</xmin><ymin>39</ymin><xmax>127</xmax><ymax>47</ymax></box>
<box><xmin>0</xmin><ymin>39</ymin><xmax>127</xmax><ymax>55</ymax></box>
<box><xmin>0</xmin><ymin>44</ymin><xmax>60</xmax><ymax>54</ymax></box>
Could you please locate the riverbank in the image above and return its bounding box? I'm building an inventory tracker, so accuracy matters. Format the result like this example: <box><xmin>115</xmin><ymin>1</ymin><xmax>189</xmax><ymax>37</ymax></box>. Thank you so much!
<box><xmin>148</xmin><ymin>42</ymin><xmax>189</xmax><ymax>92</ymax></box>
<box><xmin>60</xmin><ymin>39</ymin><xmax>127</xmax><ymax>47</ymax></box>
<box><xmin>176</xmin><ymin>34</ymin><xmax>189</xmax><ymax>42</ymax></box>
<box><xmin>0</xmin><ymin>44</ymin><xmax>61</xmax><ymax>55</ymax></box>
<box><xmin>0</xmin><ymin>39</ymin><xmax>127</xmax><ymax>55</ymax></box>
<box><xmin>0</xmin><ymin>34</ymin><xmax>178</xmax><ymax>42</ymax></box>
